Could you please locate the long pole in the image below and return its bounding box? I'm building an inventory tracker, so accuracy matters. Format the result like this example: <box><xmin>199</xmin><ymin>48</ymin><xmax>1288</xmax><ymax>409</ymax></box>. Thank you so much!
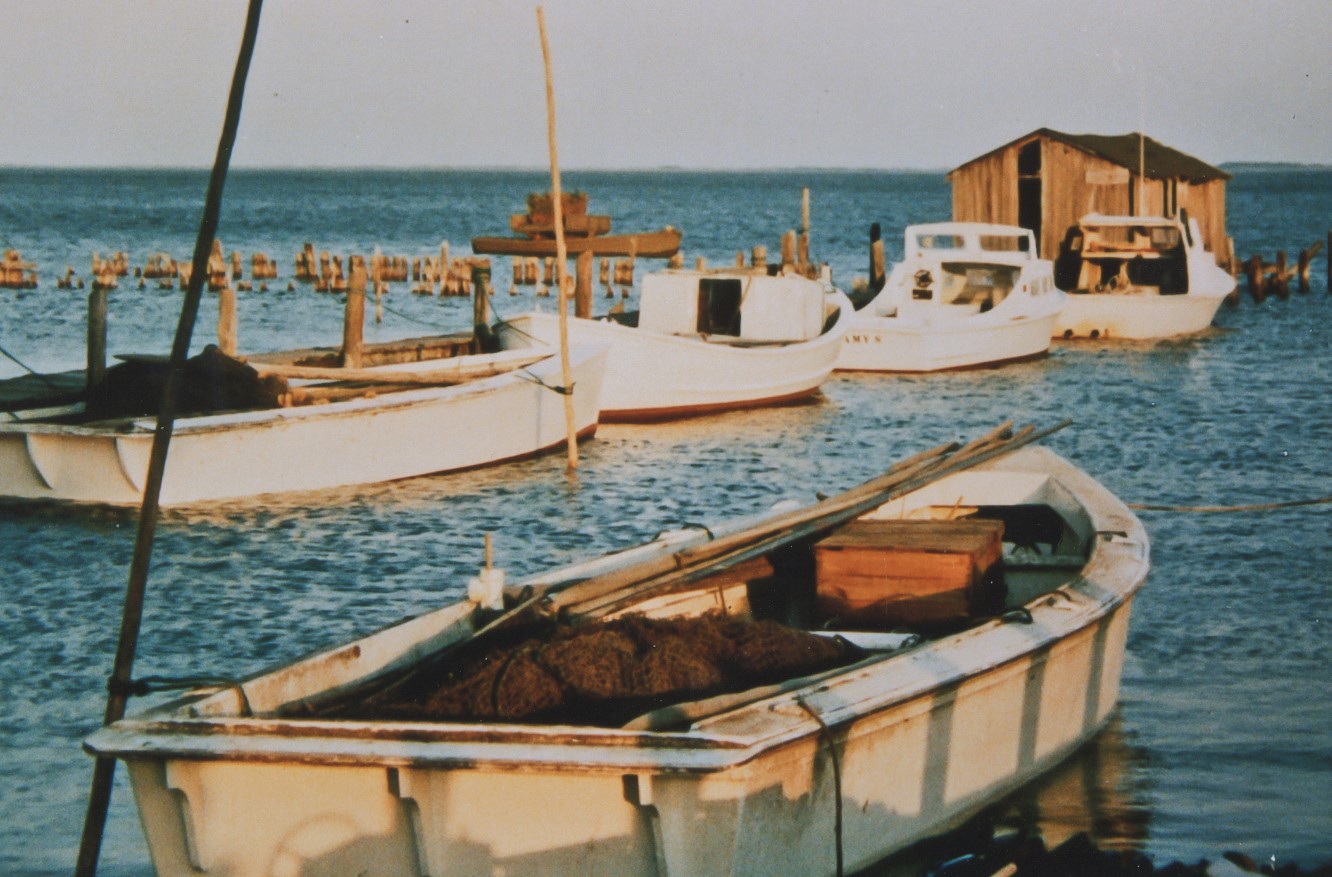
<box><xmin>73</xmin><ymin>2</ymin><xmax>264</xmax><ymax>874</ymax></box>
<box><xmin>537</xmin><ymin>5</ymin><xmax>578</xmax><ymax>470</ymax></box>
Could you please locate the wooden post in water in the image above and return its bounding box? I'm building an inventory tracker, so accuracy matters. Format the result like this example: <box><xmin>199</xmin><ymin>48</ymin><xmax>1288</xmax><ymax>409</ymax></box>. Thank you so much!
<box><xmin>799</xmin><ymin>187</ymin><xmax>811</xmax><ymax>273</ymax></box>
<box><xmin>472</xmin><ymin>262</ymin><xmax>491</xmax><ymax>330</ymax></box>
<box><xmin>1273</xmin><ymin>251</ymin><xmax>1289</xmax><ymax>299</ymax></box>
<box><xmin>574</xmin><ymin>251</ymin><xmax>593</xmax><ymax>318</ymax></box>
<box><xmin>1296</xmin><ymin>247</ymin><xmax>1312</xmax><ymax>294</ymax></box>
<box><xmin>870</xmin><ymin>222</ymin><xmax>886</xmax><ymax>292</ymax></box>
<box><xmin>780</xmin><ymin>230</ymin><xmax>796</xmax><ymax>270</ymax></box>
<box><xmin>1246</xmin><ymin>254</ymin><xmax>1264</xmax><ymax>303</ymax></box>
<box><xmin>86</xmin><ymin>286</ymin><xmax>107</xmax><ymax>390</ymax></box>
<box><xmin>342</xmin><ymin>258</ymin><xmax>366</xmax><ymax>368</ymax></box>
<box><xmin>751</xmin><ymin>245</ymin><xmax>767</xmax><ymax>271</ymax></box>
<box><xmin>217</xmin><ymin>283</ymin><xmax>238</xmax><ymax>355</ymax></box>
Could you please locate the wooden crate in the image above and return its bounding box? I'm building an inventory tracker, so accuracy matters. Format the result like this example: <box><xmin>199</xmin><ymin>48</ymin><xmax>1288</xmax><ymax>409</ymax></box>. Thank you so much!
<box><xmin>814</xmin><ymin>518</ymin><xmax>1005</xmax><ymax>627</ymax></box>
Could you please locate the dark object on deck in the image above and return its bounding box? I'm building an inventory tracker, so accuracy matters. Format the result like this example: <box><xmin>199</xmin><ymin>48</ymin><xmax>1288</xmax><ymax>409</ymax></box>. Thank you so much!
<box><xmin>341</xmin><ymin>614</ymin><xmax>857</xmax><ymax>726</ymax></box>
<box><xmin>84</xmin><ymin>344</ymin><xmax>287</xmax><ymax>421</ymax></box>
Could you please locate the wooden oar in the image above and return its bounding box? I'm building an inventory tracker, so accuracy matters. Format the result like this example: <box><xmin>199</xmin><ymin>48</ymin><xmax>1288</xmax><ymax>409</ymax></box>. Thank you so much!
<box><xmin>254</xmin><ymin>352</ymin><xmax>551</xmax><ymax>386</ymax></box>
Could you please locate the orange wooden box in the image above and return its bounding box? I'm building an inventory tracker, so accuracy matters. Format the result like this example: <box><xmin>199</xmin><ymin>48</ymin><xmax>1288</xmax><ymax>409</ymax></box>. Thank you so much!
<box><xmin>813</xmin><ymin>518</ymin><xmax>1005</xmax><ymax>626</ymax></box>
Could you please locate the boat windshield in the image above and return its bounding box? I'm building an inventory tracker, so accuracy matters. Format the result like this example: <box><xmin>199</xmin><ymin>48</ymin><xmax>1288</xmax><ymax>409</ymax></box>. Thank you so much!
<box><xmin>914</xmin><ymin>232</ymin><xmax>1030</xmax><ymax>254</ymax></box>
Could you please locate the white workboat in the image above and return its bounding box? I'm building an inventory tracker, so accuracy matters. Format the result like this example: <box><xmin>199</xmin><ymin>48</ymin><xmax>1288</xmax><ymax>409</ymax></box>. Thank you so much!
<box><xmin>1052</xmin><ymin>213</ymin><xmax>1235</xmax><ymax>339</ymax></box>
<box><xmin>838</xmin><ymin>223</ymin><xmax>1065</xmax><ymax>372</ymax></box>
<box><xmin>496</xmin><ymin>269</ymin><xmax>852</xmax><ymax>421</ymax></box>
<box><xmin>0</xmin><ymin>342</ymin><xmax>606</xmax><ymax>506</ymax></box>
<box><xmin>86</xmin><ymin>426</ymin><xmax>1149</xmax><ymax>877</ymax></box>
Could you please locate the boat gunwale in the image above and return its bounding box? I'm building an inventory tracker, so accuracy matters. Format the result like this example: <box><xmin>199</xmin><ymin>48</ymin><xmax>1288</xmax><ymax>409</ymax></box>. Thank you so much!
<box><xmin>85</xmin><ymin>447</ymin><xmax>1149</xmax><ymax>774</ymax></box>
<box><xmin>0</xmin><ymin>346</ymin><xmax>595</xmax><ymax>439</ymax></box>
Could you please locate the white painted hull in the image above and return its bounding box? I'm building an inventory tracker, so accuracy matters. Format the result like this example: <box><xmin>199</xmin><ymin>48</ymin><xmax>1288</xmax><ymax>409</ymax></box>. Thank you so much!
<box><xmin>1053</xmin><ymin>288</ymin><xmax>1230</xmax><ymax>340</ymax></box>
<box><xmin>87</xmin><ymin>443</ymin><xmax>1149</xmax><ymax>877</ymax></box>
<box><xmin>838</xmin><ymin>221</ymin><xmax>1065</xmax><ymax>371</ymax></box>
<box><xmin>0</xmin><ymin>346</ymin><xmax>606</xmax><ymax>505</ymax></box>
<box><xmin>838</xmin><ymin>307</ymin><xmax>1061</xmax><ymax>372</ymax></box>
<box><xmin>496</xmin><ymin>296</ymin><xmax>850</xmax><ymax>421</ymax></box>
<box><xmin>1052</xmin><ymin>213</ymin><xmax>1236</xmax><ymax>340</ymax></box>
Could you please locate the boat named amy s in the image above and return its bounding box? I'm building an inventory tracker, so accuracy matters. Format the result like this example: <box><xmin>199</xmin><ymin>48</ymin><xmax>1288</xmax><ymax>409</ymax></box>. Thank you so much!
<box><xmin>838</xmin><ymin>222</ymin><xmax>1066</xmax><ymax>372</ymax></box>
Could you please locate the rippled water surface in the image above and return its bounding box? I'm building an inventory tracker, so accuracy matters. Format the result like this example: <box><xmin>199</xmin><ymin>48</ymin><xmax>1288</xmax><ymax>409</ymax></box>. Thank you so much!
<box><xmin>0</xmin><ymin>167</ymin><xmax>1328</xmax><ymax>875</ymax></box>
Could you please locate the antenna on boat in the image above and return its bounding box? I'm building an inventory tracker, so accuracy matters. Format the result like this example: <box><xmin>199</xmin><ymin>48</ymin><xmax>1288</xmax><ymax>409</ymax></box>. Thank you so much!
<box><xmin>73</xmin><ymin>2</ymin><xmax>265</xmax><ymax>874</ymax></box>
<box><xmin>537</xmin><ymin>5</ymin><xmax>579</xmax><ymax>471</ymax></box>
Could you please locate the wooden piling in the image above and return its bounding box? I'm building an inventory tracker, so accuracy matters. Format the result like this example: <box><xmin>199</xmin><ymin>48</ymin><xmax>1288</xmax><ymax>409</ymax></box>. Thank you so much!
<box><xmin>472</xmin><ymin>263</ymin><xmax>491</xmax><ymax>334</ymax></box>
<box><xmin>735</xmin><ymin>251</ymin><xmax>745</xmax><ymax>268</ymax></box>
<box><xmin>342</xmin><ymin>259</ymin><xmax>366</xmax><ymax>368</ymax></box>
<box><xmin>1272</xmin><ymin>251</ymin><xmax>1289</xmax><ymax>299</ymax></box>
<box><xmin>1245</xmin><ymin>254</ymin><xmax>1265</xmax><ymax>303</ymax></box>
<box><xmin>780</xmin><ymin>230</ymin><xmax>796</xmax><ymax>269</ymax></box>
<box><xmin>574</xmin><ymin>250</ymin><xmax>594</xmax><ymax>318</ymax></box>
<box><xmin>695</xmin><ymin>256</ymin><xmax>707</xmax><ymax>271</ymax></box>
<box><xmin>217</xmin><ymin>284</ymin><xmax>237</xmax><ymax>355</ymax></box>
<box><xmin>751</xmin><ymin>245</ymin><xmax>767</xmax><ymax>271</ymax></box>
<box><xmin>86</xmin><ymin>287</ymin><xmax>107</xmax><ymax>389</ymax></box>
<box><xmin>870</xmin><ymin>223</ymin><xmax>886</xmax><ymax>292</ymax></box>
<box><xmin>1296</xmin><ymin>247</ymin><xmax>1312</xmax><ymax>293</ymax></box>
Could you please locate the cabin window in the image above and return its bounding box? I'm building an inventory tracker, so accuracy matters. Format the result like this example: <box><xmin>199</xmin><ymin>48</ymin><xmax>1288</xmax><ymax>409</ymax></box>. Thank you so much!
<box><xmin>697</xmin><ymin>278</ymin><xmax>742</xmax><ymax>336</ymax></box>
<box><xmin>916</xmin><ymin>233</ymin><xmax>964</xmax><ymax>251</ymax></box>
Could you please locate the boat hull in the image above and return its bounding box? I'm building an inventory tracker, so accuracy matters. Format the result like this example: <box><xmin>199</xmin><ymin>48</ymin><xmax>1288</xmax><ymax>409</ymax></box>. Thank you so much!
<box><xmin>0</xmin><ymin>346</ymin><xmax>606</xmax><ymax>505</ymax></box>
<box><xmin>837</xmin><ymin>308</ymin><xmax>1060</xmax><ymax>372</ymax></box>
<box><xmin>496</xmin><ymin>299</ymin><xmax>850</xmax><ymax>421</ymax></box>
<box><xmin>837</xmin><ymin>221</ymin><xmax>1065</xmax><ymax>371</ymax></box>
<box><xmin>87</xmin><ymin>446</ymin><xmax>1149</xmax><ymax>877</ymax></box>
<box><xmin>1053</xmin><ymin>289</ymin><xmax>1229</xmax><ymax>340</ymax></box>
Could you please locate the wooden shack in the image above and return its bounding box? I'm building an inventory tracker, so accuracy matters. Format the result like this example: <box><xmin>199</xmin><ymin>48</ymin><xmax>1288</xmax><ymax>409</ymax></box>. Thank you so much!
<box><xmin>948</xmin><ymin>128</ymin><xmax>1232</xmax><ymax>268</ymax></box>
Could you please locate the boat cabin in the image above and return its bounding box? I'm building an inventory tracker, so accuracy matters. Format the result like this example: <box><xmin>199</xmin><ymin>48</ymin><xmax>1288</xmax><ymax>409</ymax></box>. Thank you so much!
<box><xmin>638</xmin><ymin>271</ymin><xmax>831</xmax><ymax>343</ymax></box>
<box><xmin>1054</xmin><ymin>215</ymin><xmax>1191</xmax><ymax>295</ymax></box>
<box><xmin>894</xmin><ymin>224</ymin><xmax>1052</xmax><ymax>315</ymax></box>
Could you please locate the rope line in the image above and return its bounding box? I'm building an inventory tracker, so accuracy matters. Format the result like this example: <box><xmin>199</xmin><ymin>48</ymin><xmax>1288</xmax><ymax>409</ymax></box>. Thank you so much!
<box><xmin>0</xmin><ymin>341</ymin><xmax>63</xmax><ymax>391</ymax></box>
<box><xmin>797</xmin><ymin>696</ymin><xmax>844</xmax><ymax>877</ymax></box>
<box><xmin>1128</xmin><ymin>495</ymin><xmax>1332</xmax><ymax>513</ymax></box>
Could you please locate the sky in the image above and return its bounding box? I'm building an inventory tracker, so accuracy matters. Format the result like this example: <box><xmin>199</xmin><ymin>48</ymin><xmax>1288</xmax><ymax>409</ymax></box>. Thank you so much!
<box><xmin>1</xmin><ymin>0</ymin><xmax>1328</xmax><ymax>170</ymax></box>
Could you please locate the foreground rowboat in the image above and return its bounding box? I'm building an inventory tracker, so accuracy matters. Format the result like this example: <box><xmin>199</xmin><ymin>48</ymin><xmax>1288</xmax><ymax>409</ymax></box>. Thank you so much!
<box><xmin>86</xmin><ymin>426</ymin><xmax>1148</xmax><ymax>876</ymax></box>
<box><xmin>0</xmin><ymin>343</ymin><xmax>607</xmax><ymax>505</ymax></box>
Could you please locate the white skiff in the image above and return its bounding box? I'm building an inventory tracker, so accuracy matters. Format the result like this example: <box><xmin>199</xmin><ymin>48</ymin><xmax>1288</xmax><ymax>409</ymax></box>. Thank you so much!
<box><xmin>86</xmin><ymin>426</ymin><xmax>1149</xmax><ymax>877</ymax></box>
<box><xmin>1052</xmin><ymin>213</ymin><xmax>1235</xmax><ymax>339</ymax></box>
<box><xmin>0</xmin><ymin>344</ymin><xmax>606</xmax><ymax>506</ymax></box>
<box><xmin>838</xmin><ymin>223</ymin><xmax>1065</xmax><ymax>372</ymax></box>
<box><xmin>496</xmin><ymin>269</ymin><xmax>851</xmax><ymax>421</ymax></box>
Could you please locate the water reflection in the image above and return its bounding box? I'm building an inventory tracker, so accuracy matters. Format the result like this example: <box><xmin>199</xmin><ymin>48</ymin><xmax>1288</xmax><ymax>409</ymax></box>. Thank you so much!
<box><xmin>862</xmin><ymin>715</ymin><xmax>1152</xmax><ymax>875</ymax></box>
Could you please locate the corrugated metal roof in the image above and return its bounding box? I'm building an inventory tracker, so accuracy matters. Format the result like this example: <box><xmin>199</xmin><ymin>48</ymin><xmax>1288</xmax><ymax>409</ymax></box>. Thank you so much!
<box><xmin>950</xmin><ymin>128</ymin><xmax>1231</xmax><ymax>183</ymax></box>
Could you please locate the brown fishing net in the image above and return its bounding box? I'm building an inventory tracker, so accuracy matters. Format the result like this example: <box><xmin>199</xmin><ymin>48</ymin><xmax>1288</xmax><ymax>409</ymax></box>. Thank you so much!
<box><xmin>84</xmin><ymin>344</ymin><xmax>287</xmax><ymax>421</ymax></box>
<box><xmin>350</xmin><ymin>614</ymin><xmax>857</xmax><ymax>727</ymax></box>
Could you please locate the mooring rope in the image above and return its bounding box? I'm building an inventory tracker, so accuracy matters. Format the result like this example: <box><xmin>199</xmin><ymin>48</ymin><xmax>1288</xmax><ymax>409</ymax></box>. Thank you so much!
<box><xmin>0</xmin><ymin>340</ymin><xmax>62</xmax><ymax>392</ymax></box>
<box><xmin>1128</xmin><ymin>495</ymin><xmax>1332</xmax><ymax>513</ymax></box>
<box><xmin>797</xmin><ymin>696</ymin><xmax>844</xmax><ymax>877</ymax></box>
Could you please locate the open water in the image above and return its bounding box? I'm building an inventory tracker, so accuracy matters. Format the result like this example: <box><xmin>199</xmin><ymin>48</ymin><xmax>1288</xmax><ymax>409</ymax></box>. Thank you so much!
<box><xmin>0</xmin><ymin>167</ymin><xmax>1328</xmax><ymax>876</ymax></box>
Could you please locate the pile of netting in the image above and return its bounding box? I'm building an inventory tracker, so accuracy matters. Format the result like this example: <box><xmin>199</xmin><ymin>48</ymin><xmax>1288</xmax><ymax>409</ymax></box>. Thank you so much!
<box><xmin>346</xmin><ymin>614</ymin><xmax>858</xmax><ymax>727</ymax></box>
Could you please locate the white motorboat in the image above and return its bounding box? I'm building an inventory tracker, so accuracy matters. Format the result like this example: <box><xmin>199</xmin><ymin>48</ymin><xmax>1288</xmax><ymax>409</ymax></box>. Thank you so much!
<box><xmin>0</xmin><ymin>341</ymin><xmax>607</xmax><ymax>506</ymax></box>
<box><xmin>496</xmin><ymin>269</ymin><xmax>852</xmax><ymax>421</ymax></box>
<box><xmin>1052</xmin><ymin>212</ymin><xmax>1235</xmax><ymax>339</ymax></box>
<box><xmin>86</xmin><ymin>425</ymin><xmax>1150</xmax><ymax>877</ymax></box>
<box><xmin>838</xmin><ymin>222</ymin><xmax>1065</xmax><ymax>372</ymax></box>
